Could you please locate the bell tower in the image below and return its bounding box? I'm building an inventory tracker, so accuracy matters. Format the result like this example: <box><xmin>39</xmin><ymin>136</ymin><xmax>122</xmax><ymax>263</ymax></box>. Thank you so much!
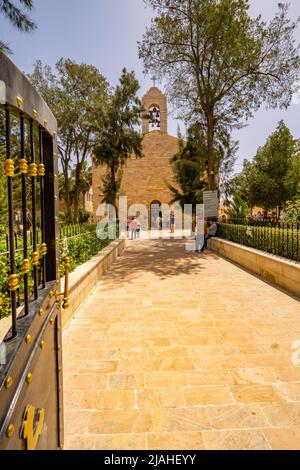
<box><xmin>142</xmin><ymin>86</ymin><xmax>168</xmax><ymax>135</ymax></box>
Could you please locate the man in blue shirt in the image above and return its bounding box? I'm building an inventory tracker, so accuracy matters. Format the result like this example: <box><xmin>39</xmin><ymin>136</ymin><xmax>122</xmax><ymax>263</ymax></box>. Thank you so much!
<box><xmin>200</xmin><ymin>218</ymin><xmax>218</xmax><ymax>252</ymax></box>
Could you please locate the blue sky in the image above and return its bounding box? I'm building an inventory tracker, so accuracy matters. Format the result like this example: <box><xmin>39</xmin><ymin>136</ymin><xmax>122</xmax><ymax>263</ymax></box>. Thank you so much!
<box><xmin>1</xmin><ymin>0</ymin><xmax>300</xmax><ymax>173</ymax></box>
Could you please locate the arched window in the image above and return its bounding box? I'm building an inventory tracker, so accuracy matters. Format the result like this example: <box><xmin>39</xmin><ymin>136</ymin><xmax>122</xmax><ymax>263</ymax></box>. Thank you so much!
<box><xmin>148</xmin><ymin>104</ymin><xmax>160</xmax><ymax>131</ymax></box>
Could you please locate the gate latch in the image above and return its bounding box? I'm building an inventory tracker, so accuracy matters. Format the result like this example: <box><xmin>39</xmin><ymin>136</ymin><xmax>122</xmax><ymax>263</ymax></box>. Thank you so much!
<box><xmin>49</xmin><ymin>256</ymin><xmax>71</xmax><ymax>309</ymax></box>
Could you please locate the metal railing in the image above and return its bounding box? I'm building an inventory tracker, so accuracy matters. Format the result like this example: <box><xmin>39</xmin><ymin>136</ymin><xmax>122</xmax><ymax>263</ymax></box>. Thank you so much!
<box><xmin>218</xmin><ymin>220</ymin><xmax>300</xmax><ymax>262</ymax></box>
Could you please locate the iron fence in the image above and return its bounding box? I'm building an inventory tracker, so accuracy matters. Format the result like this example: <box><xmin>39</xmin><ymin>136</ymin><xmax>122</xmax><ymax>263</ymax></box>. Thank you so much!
<box><xmin>218</xmin><ymin>220</ymin><xmax>300</xmax><ymax>262</ymax></box>
<box><xmin>0</xmin><ymin>223</ymin><xmax>98</xmax><ymax>319</ymax></box>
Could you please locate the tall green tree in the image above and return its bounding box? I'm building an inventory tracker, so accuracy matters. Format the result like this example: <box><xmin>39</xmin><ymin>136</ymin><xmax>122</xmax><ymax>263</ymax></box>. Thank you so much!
<box><xmin>0</xmin><ymin>0</ymin><xmax>36</xmax><ymax>53</ymax></box>
<box><xmin>227</xmin><ymin>122</ymin><xmax>300</xmax><ymax>215</ymax></box>
<box><xmin>169</xmin><ymin>124</ymin><xmax>236</xmax><ymax>208</ymax></box>
<box><xmin>93</xmin><ymin>68</ymin><xmax>144</xmax><ymax>215</ymax></box>
<box><xmin>168</xmin><ymin>126</ymin><xmax>207</xmax><ymax>208</ymax></box>
<box><xmin>139</xmin><ymin>0</ymin><xmax>300</xmax><ymax>190</ymax></box>
<box><xmin>29</xmin><ymin>59</ymin><xmax>109</xmax><ymax>222</ymax></box>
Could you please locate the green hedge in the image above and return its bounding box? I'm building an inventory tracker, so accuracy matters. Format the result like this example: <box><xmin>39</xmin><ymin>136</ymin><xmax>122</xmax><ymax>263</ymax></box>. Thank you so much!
<box><xmin>218</xmin><ymin>223</ymin><xmax>300</xmax><ymax>262</ymax></box>
<box><xmin>60</xmin><ymin>230</ymin><xmax>112</xmax><ymax>272</ymax></box>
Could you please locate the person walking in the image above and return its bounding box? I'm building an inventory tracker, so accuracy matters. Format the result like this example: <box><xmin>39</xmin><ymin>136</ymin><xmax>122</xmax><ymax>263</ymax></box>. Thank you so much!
<box><xmin>129</xmin><ymin>217</ymin><xmax>138</xmax><ymax>240</ymax></box>
<box><xmin>170</xmin><ymin>211</ymin><xmax>175</xmax><ymax>234</ymax></box>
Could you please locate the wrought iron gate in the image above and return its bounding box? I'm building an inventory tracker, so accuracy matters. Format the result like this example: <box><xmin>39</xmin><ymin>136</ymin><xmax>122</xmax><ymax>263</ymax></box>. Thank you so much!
<box><xmin>0</xmin><ymin>52</ymin><xmax>66</xmax><ymax>450</ymax></box>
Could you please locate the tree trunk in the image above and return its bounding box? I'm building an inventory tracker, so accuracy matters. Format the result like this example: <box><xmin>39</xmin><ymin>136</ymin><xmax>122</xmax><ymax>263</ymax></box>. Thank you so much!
<box><xmin>206</xmin><ymin>110</ymin><xmax>215</xmax><ymax>191</ymax></box>
<box><xmin>110</xmin><ymin>163</ymin><xmax>119</xmax><ymax>220</ymax></box>
<box><xmin>82</xmin><ymin>191</ymin><xmax>86</xmax><ymax>211</ymax></box>
<box><xmin>63</xmin><ymin>171</ymin><xmax>72</xmax><ymax>223</ymax></box>
<box><xmin>73</xmin><ymin>162</ymin><xmax>83</xmax><ymax>224</ymax></box>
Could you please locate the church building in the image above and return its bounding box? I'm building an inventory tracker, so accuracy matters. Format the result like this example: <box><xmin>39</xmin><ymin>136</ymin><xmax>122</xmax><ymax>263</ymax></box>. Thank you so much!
<box><xmin>92</xmin><ymin>85</ymin><xmax>181</xmax><ymax>222</ymax></box>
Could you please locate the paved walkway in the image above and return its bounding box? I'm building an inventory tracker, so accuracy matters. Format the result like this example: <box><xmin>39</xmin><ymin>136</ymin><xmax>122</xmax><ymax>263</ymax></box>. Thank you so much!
<box><xmin>63</xmin><ymin>238</ymin><xmax>300</xmax><ymax>450</ymax></box>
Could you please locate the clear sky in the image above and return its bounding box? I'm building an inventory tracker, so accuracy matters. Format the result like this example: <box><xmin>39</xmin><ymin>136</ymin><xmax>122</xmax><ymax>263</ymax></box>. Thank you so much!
<box><xmin>0</xmin><ymin>0</ymin><xmax>300</xmax><ymax>174</ymax></box>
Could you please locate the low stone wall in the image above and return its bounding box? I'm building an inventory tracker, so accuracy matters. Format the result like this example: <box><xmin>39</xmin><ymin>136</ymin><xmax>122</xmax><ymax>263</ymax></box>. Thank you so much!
<box><xmin>209</xmin><ymin>237</ymin><xmax>300</xmax><ymax>299</ymax></box>
<box><xmin>61</xmin><ymin>238</ymin><xmax>126</xmax><ymax>328</ymax></box>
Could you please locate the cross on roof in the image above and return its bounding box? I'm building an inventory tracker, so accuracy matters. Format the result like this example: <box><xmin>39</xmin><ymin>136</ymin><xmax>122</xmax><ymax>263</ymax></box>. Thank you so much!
<box><xmin>151</xmin><ymin>75</ymin><xmax>157</xmax><ymax>87</ymax></box>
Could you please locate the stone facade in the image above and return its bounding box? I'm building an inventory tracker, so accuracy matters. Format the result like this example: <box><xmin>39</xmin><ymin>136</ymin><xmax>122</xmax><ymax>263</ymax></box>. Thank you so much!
<box><xmin>92</xmin><ymin>87</ymin><xmax>180</xmax><ymax>220</ymax></box>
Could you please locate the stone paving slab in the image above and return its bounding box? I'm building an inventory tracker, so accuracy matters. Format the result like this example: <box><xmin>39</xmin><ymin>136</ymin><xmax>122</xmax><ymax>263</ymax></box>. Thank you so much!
<box><xmin>63</xmin><ymin>238</ymin><xmax>300</xmax><ymax>450</ymax></box>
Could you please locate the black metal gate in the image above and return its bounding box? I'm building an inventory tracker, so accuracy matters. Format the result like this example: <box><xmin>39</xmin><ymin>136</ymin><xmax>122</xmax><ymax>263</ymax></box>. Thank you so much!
<box><xmin>0</xmin><ymin>52</ymin><xmax>66</xmax><ymax>450</ymax></box>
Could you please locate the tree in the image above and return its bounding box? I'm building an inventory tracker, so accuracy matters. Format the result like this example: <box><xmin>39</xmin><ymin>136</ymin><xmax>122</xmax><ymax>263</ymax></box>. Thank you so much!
<box><xmin>29</xmin><ymin>59</ymin><xmax>109</xmax><ymax>222</ymax></box>
<box><xmin>77</xmin><ymin>163</ymin><xmax>92</xmax><ymax>211</ymax></box>
<box><xmin>0</xmin><ymin>0</ymin><xmax>36</xmax><ymax>53</ymax></box>
<box><xmin>227</xmin><ymin>122</ymin><xmax>300</xmax><ymax>215</ymax></box>
<box><xmin>139</xmin><ymin>0</ymin><xmax>300</xmax><ymax>190</ymax></box>
<box><xmin>169</xmin><ymin>124</ymin><xmax>236</xmax><ymax>208</ymax></box>
<box><xmin>284</xmin><ymin>200</ymin><xmax>300</xmax><ymax>224</ymax></box>
<box><xmin>93</xmin><ymin>68</ymin><xmax>144</xmax><ymax>215</ymax></box>
<box><xmin>223</xmin><ymin>174</ymin><xmax>250</xmax><ymax>219</ymax></box>
<box><xmin>168</xmin><ymin>125</ymin><xmax>207</xmax><ymax>208</ymax></box>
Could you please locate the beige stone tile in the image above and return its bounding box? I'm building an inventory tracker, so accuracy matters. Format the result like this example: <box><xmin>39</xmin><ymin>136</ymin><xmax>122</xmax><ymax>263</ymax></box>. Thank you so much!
<box><xmin>230</xmin><ymin>368</ymin><xmax>277</xmax><ymax>385</ymax></box>
<box><xmin>64</xmin><ymin>391</ymin><xmax>83</xmax><ymax>410</ymax></box>
<box><xmin>117</xmin><ymin>357</ymin><xmax>195</xmax><ymax>373</ymax></box>
<box><xmin>148</xmin><ymin>346</ymin><xmax>191</xmax><ymax>358</ymax></box>
<box><xmin>260</xmin><ymin>403</ymin><xmax>300</xmax><ymax>427</ymax></box>
<box><xmin>187</xmin><ymin>370</ymin><xmax>233</xmax><ymax>386</ymax></box>
<box><xmin>192</xmin><ymin>355</ymin><xmax>228</xmax><ymax>370</ymax></box>
<box><xmin>190</xmin><ymin>345</ymin><xmax>224</xmax><ymax>356</ymax></box>
<box><xmin>89</xmin><ymin>410</ymin><xmax>153</xmax><ymax>434</ymax></box>
<box><xmin>177</xmin><ymin>320</ymin><xmax>215</xmax><ymax>328</ymax></box>
<box><xmin>272</xmin><ymin>367</ymin><xmax>300</xmax><ymax>382</ymax></box>
<box><xmin>153</xmin><ymin>408</ymin><xmax>211</xmax><ymax>432</ymax></box>
<box><xmin>137</xmin><ymin>389</ymin><xmax>184</xmax><ymax>408</ymax></box>
<box><xmin>146</xmin><ymin>371</ymin><xmax>188</xmax><ymax>388</ymax></box>
<box><xmin>64</xmin><ymin>373</ymin><xmax>108</xmax><ymax>391</ymax></box>
<box><xmin>171</xmin><ymin>336</ymin><xmax>214</xmax><ymax>346</ymax></box>
<box><xmin>79</xmin><ymin>360</ymin><xmax>118</xmax><ymax>374</ymax></box>
<box><xmin>94</xmin><ymin>433</ymin><xmax>147</xmax><ymax>450</ymax></box>
<box><xmin>78</xmin><ymin>390</ymin><xmax>136</xmax><ymax>410</ymax></box>
<box><xmin>263</xmin><ymin>427</ymin><xmax>300</xmax><ymax>450</ymax></box>
<box><xmin>230</xmin><ymin>384</ymin><xmax>283</xmax><ymax>404</ymax></box>
<box><xmin>273</xmin><ymin>383</ymin><xmax>300</xmax><ymax>402</ymax></box>
<box><xmin>148</xmin><ymin>432</ymin><xmax>205</xmax><ymax>450</ymax></box>
<box><xmin>117</xmin><ymin>348</ymin><xmax>149</xmax><ymax>360</ymax></box>
<box><xmin>64</xmin><ymin>349</ymin><xmax>117</xmax><ymax>361</ymax></box>
<box><xmin>183</xmin><ymin>386</ymin><xmax>234</xmax><ymax>406</ymax></box>
<box><xmin>64</xmin><ymin>434</ymin><xmax>96</xmax><ymax>450</ymax></box>
<box><xmin>108</xmin><ymin>373</ymin><xmax>145</xmax><ymax>390</ymax></box>
<box><xmin>207</xmin><ymin>404</ymin><xmax>269</xmax><ymax>429</ymax></box>
<box><xmin>222</xmin><ymin>344</ymin><xmax>269</xmax><ymax>355</ymax></box>
<box><xmin>203</xmin><ymin>430</ymin><xmax>270</xmax><ymax>450</ymax></box>
<box><xmin>141</xmin><ymin>337</ymin><xmax>171</xmax><ymax>347</ymax></box>
<box><xmin>176</xmin><ymin>327</ymin><xmax>218</xmax><ymax>337</ymax></box>
<box><xmin>64</xmin><ymin>410</ymin><xmax>91</xmax><ymax>434</ymax></box>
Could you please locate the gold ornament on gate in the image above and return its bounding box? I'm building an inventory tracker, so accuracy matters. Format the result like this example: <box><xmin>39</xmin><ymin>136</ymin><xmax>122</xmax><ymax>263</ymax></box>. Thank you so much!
<box><xmin>19</xmin><ymin>159</ymin><xmax>28</xmax><ymax>174</ymax></box>
<box><xmin>40</xmin><ymin>243</ymin><xmax>47</xmax><ymax>257</ymax></box>
<box><xmin>21</xmin><ymin>405</ymin><xmax>45</xmax><ymax>451</ymax></box>
<box><xmin>16</xmin><ymin>96</ymin><xmax>23</xmax><ymax>108</ymax></box>
<box><xmin>38</xmin><ymin>163</ymin><xmax>45</xmax><ymax>177</ymax></box>
<box><xmin>8</xmin><ymin>274</ymin><xmax>19</xmax><ymax>292</ymax></box>
<box><xmin>5</xmin><ymin>159</ymin><xmax>14</xmax><ymax>177</ymax></box>
<box><xmin>32</xmin><ymin>251</ymin><xmax>39</xmax><ymax>266</ymax></box>
<box><xmin>29</xmin><ymin>163</ymin><xmax>38</xmax><ymax>177</ymax></box>
<box><xmin>22</xmin><ymin>259</ymin><xmax>30</xmax><ymax>274</ymax></box>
